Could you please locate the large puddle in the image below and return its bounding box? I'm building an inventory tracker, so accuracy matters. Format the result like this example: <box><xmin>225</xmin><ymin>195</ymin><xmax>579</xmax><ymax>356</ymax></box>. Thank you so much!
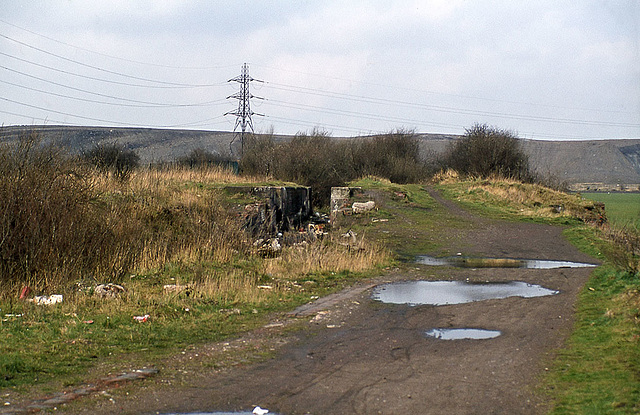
<box><xmin>425</xmin><ymin>328</ymin><xmax>501</xmax><ymax>340</ymax></box>
<box><xmin>415</xmin><ymin>255</ymin><xmax>597</xmax><ymax>269</ymax></box>
<box><xmin>371</xmin><ymin>280</ymin><xmax>558</xmax><ymax>306</ymax></box>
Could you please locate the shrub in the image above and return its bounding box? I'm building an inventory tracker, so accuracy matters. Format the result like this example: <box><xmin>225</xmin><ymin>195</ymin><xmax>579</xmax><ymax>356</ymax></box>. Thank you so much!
<box><xmin>83</xmin><ymin>143</ymin><xmax>139</xmax><ymax>180</ymax></box>
<box><xmin>177</xmin><ymin>148</ymin><xmax>231</xmax><ymax>169</ymax></box>
<box><xmin>441</xmin><ymin>123</ymin><xmax>531</xmax><ymax>181</ymax></box>
<box><xmin>0</xmin><ymin>132</ymin><xmax>140</xmax><ymax>292</ymax></box>
<box><xmin>241</xmin><ymin>129</ymin><xmax>429</xmax><ymax>206</ymax></box>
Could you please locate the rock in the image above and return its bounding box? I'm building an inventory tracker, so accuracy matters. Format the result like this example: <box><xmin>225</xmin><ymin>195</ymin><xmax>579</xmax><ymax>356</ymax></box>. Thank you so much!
<box><xmin>352</xmin><ymin>201</ymin><xmax>376</xmax><ymax>214</ymax></box>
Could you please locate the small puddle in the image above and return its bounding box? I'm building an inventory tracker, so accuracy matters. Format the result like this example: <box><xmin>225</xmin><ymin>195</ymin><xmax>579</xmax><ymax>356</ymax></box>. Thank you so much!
<box><xmin>415</xmin><ymin>255</ymin><xmax>597</xmax><ymax>269</ymax></box>
<box><xmin>372</xmin><ymin>280</ymin><xmax>558</xmax><ymax>306</ymax></box>
<box><xmin>425</xmin><ymin>328</ymin><xmax>501</xmax><ymax>340</ymax></box>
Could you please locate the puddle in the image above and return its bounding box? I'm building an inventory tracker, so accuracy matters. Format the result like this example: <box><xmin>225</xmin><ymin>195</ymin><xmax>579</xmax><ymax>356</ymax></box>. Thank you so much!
<box><xmin>371</xmin><ymin>280</ymin><xmax>558</xmax><ymax>306</ymax></box>
<box><xmin>416</xmin><ymin>255</ymin><xmax>597</xmax><ymax>269</ymax></box>
<box><xmin>425</xmin><ymin>328</ymin><xmax>501</xmax><ymax>340</ymax></box>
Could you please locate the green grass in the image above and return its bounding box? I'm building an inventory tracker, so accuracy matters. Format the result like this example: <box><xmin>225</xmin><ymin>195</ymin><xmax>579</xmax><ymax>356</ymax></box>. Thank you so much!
<box><xmin>0</xmin><ymin>265</ymin><xmax>369</xmax><ymax>390</ymax></box>
<box><xmin>582</xmin><ymin>192</ymin><xmax>640</xmax><ymax>229</ymax></box>
<box><xmin>346</xmin><ymin>180</ymin><xmax>469</xmax><ymax>259</ymax></box>
<box><xmin>545</xmin><ymin>265</ymin><xmax>640</xmax><ymax>414</ymax></box>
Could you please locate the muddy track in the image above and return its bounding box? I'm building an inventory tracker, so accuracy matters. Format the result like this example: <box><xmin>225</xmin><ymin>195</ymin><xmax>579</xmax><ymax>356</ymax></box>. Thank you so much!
<box><xmin>72</xmin><ymin>187</ymin><xmax>598</xmax><ymax>415</ymax></box>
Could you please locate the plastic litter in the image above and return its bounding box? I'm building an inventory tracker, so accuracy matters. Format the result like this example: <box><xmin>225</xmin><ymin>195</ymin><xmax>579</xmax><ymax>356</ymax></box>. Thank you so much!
<box><xmin>28</xmin><ymin>295</ymin><xmax>63</xmax><ymax>305</ymax></box>
<box><xmin>19</xmin><ymin>286</ymin><xmax>32</xmax><ymax>299</ymax></box>
<box><xmin>253</xmin><ymin>406</ymin><xmax>269</xmax><ymax>415</ymax></box>
<box><xmin>133</xmin><ymin>314</ymin><xmax>150</xmax><ymax>322</ymax></box>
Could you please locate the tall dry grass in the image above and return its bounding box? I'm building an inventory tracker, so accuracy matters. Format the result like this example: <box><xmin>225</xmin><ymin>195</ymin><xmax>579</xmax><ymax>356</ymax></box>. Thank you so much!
<box><xmin>263</xmin><ymin>236</ymin><xmax>390</xmax><ymax>279</ymax></box>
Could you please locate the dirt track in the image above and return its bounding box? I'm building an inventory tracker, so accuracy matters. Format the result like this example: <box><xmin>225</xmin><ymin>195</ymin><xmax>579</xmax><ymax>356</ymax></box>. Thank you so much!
<box><xmin>74</xmin><ymin>188</ymin><xmax>598</xmax><ymax>415</ymax></box>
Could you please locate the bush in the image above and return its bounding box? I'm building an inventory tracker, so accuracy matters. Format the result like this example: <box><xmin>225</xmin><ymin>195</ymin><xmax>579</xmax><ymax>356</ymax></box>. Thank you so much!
<box><xmin>83</xmin><ymin>143</ymin><xmax>139</xmax><ymax>180</ymax></box>
<box><xmin>441</xmin><ymin>123</ymin><xmax>531</xmax><ymax>181</ymax></box>
<box><xmin>0</xmin><ymin>133</ymin><xmax>140</xmax><ymax>292</ymax></box>
<box><xmin>177</xmin><ymin>148</ymin><xmax>231</xmax><ymax>169</ymax></box>
<box><xmin>241</xmin><ymin>129</ymin><xmax>429</xmax><ymax>206</ymax></box>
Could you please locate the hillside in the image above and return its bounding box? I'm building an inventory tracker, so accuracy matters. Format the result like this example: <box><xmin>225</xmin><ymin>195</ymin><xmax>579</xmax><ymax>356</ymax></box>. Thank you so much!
<box><xmin>2</xmin><ymin>125</ymin><xmax>640</xmax><ymax>189</ymax></box>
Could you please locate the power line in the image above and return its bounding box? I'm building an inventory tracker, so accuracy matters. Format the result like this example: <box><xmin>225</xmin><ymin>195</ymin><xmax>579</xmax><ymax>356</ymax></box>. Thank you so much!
<box><xmin>0</xmin><ymin>65</ymin><xmax>224</xmax><ymax>107</ymax></box>
<box><xmin>0</xmin><ymin>78</ymin><xmax>228</xmax><ymax>109</ymax></box>
<box><xmin>265</xmin><ymin>82</ymin><xmax>640</xmax><ymax>128</ymax></box>
<box><xmin>0</xmin><ymin>50</ymin><xmax>226</xmax><ymax>89</ymax></box>
<box><xmin>254</xmin><ymin>63</ymin><xmax>637</xmax><ymax>116</ymax></box>
<box><xmin>0</xmin><ymin>33</ymin><xmax>222</xmax><ymax>88</ymax></box>
<box><xmin>0</xmin><ymin>18</ymin><xmax>241</xmax><ymax>71</ymax></box>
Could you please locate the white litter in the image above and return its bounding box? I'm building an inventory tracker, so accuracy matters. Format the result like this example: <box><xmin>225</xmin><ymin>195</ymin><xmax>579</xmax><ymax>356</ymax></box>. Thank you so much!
<box><xmin>28</xmin><ymin>295</ymin><xmax>63</xmax><ymax>305</ymax></box>
<box><xmin>253</xmin><ymin>406</ymin><xmax>269</xmax><ymax>415</ymax></box>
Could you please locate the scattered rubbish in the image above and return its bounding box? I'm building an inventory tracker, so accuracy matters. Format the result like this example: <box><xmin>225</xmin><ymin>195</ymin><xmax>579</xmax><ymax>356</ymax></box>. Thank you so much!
<box><xmin>28</xmin><ymin>294</ymin><xmax>63</xmax><ymax>305</ymax></box>
<box><xmin>219</xmin><ymin>308</ymin><xmax>242</xmax><ymax>315</ymax></box>
<box><xmin>253</xmin><ymin>406</ymin><xmax>269</xmax><ymax>415</ymax></box>
<box><xmin>19</xmin><ymin>286</ymin><xmax>32</xmax><ymax>299</ymax></box>
<box><xmin>133</xmin><ymin>314</ymin><xmax>150</xmax><ymax>322</ymax></box>
<box><xmin>163</xmin><ymin>284</ymin><xmax>191</xmax><ymax>294</ymax></box>
<box><xmin>255</xmin><ymin>238</ymin><xmax>282</xmax><ymax>256</ymax></box>
<box><xmin>416</xmin><ymin>255</ymin><xmax>597</xmax><ymax>269</ymax></box>
<box><xmin>371</xmin><ymin>218</ymin><xmax>389</xmax><ymax>223</ymax></box>
<box><xmin>310</xmin><ymin>311</ymin><xmax>329</xmax><ymax>323</ymax></box>
<box><xmin>340</xmin><ymin>229</ymin><xmax>357</xmax><ymax>246</ymax></box>
<box><xmin>425</xmin><ymin>328</ymin><xmax>501</xmax><ymax>340</ymax></box>
<box><xmin>95</xmin><ymin>283</ymin><xmax>125</xmax><ymax>298</ymax></box>
<box><xmin>83</xmin><ymin>320</ymin><xmax>94</xmax><ymax>324</ymax></box>
<box><xmin>372</xmin><ymin>280</ymin><xmax>559</xmax><ymax>306</ymax></box>
<box><xmin>352</xmin><ymin>200</ymin><xmax>376</xmax><ymax>214</ymax></box>
<box><xmin>258</xmin><ymin>285</ymin><xmax>273</xmax><ymax>290</ymax></box>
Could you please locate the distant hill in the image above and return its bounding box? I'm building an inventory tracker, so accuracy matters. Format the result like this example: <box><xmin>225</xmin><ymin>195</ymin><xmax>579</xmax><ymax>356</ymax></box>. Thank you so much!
<box><xmin>2</xmin><ymin>125</ymin><xmax>639</xmax><ymax>190</ymax></box>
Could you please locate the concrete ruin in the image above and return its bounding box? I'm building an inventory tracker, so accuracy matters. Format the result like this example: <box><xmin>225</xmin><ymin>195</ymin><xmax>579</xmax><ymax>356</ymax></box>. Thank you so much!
<box><xmin>226</xmin><ymin>186</ymin><xmax>312</xmax><ymax>235</ymax></box>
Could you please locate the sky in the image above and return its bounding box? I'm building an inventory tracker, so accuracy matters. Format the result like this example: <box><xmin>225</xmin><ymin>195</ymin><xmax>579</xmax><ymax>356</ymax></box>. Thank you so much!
<box><xmin>0</xmin><ymin>1</ymin><xmax>638</xmax><ymax>140</ymax></box>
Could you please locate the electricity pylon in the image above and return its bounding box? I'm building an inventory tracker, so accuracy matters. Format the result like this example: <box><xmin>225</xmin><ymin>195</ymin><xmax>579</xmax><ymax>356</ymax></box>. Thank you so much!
<box><xmin>225</xmin><ymin>63</ymin><xmax>263</xmax><ymax>159</ymax></box>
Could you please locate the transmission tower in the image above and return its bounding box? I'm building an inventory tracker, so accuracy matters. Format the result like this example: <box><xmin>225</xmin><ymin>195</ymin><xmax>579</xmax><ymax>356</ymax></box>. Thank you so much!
<box><xmin>225</xmin><ymin>63</ymin><xmax>263</xmax><ymax>159</ymax></box>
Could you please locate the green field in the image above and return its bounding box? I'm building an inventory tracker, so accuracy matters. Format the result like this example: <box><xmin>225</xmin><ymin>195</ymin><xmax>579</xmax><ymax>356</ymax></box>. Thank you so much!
<box><xmin>582</xmin><ymin>192</ymin><xmax>640</xmax><ymax>228</ymax></box>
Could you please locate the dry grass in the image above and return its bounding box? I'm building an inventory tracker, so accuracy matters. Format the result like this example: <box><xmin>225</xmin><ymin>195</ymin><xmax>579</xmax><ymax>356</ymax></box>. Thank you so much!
<box><xmin>263</xmin><ymin>236</ymin><xmax>390</xmax><ymax>279</ymax></box>
<box><xmin>434</xmin><ymin>171</ymin><xmax>603</xmax><ymax>221</ymax></box>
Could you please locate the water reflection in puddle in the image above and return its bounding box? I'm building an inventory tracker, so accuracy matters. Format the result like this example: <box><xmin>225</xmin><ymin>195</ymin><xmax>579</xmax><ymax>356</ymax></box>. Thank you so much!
<box><xmin>372</xmin><ymin>280</ymin><xmax>558</xmax><ymax>306</ymax></box>
<box><xmin>416</xmin><ymin>255</ymin><xmax>597</xmax><ymax>269</ymax></box>
<box><xmin>425</xmin><ymin>328</ymin><xmax>501</xmax><ymax>340</ymax></box>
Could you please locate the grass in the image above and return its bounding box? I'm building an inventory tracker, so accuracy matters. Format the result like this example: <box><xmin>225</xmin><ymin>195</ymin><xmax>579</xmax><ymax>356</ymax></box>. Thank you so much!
<box><xmin>581</xmin><ymin>192</ymin><xmax>640</xmax><ymax>229</ymax></box>
<box><xmin>0</xmin><ymin>164</ymin><xmax>391</xmax><ymax>393</ymax></box>
<box><xmin>344</xmin><ymin>177</ymin><xmax>469</xmax><ymax>259</ymax></box>
<box><xmin>433</xmin><ymin>171</ymin><xmax>602</xmax><ymax>225</ymax></box>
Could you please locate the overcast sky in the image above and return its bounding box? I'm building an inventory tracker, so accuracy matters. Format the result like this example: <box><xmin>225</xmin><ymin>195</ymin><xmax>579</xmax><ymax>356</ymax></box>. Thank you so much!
<box><xmin>1</xmin><ymin>1</ymin><xmax>638</xmax><ymax>140</ymax></box>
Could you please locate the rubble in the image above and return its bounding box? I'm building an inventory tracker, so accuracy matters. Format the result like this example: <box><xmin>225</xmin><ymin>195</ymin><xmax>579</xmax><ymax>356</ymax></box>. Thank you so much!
<box><xmin>94</xmin><ymin>283</ymin><xmax>126</xmax><ymax>299</ymax></box>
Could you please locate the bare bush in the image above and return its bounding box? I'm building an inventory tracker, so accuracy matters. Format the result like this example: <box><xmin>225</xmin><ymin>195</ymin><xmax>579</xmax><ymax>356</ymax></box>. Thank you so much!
<box><xmin>83</xmin><ymin>142</ymin><xmax>139</xmax><ymax>181</ymax></box>
<box><xmin>241</xmin><ymin>129</ymin><xmax>429</xmax><ymax>206</ymax></box>
<box><xmin>177</xmin><ymin>148</ymin><xmax>233</xmax><ymax>169</ymax></box>
<box><xmin>0</xmin><ymin>132</ymin><xmax>140</xmax><ymax>292</ymax></box>
<box><xmin>441</xmin><ymin>124</ymin><xmax>531</xmax><ymax>181</ymax></box>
